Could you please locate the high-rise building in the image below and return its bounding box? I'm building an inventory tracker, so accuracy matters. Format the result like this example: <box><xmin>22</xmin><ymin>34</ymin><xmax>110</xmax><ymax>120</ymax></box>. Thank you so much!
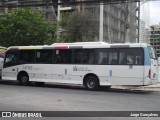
<box><xmin>0</xmin><ymin>0</ymin><xmax>57</xmax><ymax>23</ymax></box>
<box><xmin>0</xmin><ymin>0</ymin><xmax>139</xmax><ymax>43</ymax></box>
<box><xmin>148</xmin><ymin>24</ymin><xmax>160</xmax><ymax>57</ymax></box>
<box><xmin>139</xmin><ymin>20</ymin><xmax>147</xmax><ymax>43</ymax></box>
<box><xmin>58</xmin><ymin>0</ymin><xmax>139</xmax><ymax>43</ymax></box>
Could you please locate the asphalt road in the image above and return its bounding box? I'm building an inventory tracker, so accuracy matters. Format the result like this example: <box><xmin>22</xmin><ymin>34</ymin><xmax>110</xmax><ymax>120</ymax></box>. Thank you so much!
<box><xmin>0</xmin><ymin>80</ymin><xmax>160</xmax><ymax>120</ymax></box>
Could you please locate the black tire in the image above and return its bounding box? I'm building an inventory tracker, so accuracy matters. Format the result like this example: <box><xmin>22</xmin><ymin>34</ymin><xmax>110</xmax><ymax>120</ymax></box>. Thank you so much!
<box><xmin>18</xmin><ymin>74</ymin><xmax>29</xmax><ymax>86</ymax></box>
<box><xmin>35</xmin><ymin>82</ymin><xmax>45</xmax><ymax>86</ymax></box>
<box><xmin>84</xmin><ymin>76</ymin><xmax>99</xmax><ymax>91</ymax></box>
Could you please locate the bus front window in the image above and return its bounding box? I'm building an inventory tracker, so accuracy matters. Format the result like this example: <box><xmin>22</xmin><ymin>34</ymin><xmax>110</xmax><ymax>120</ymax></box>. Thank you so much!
<box><xmin>4</xmin><ymin>51</ymin><xmax>18</xmax><ymax>68</ymax></box>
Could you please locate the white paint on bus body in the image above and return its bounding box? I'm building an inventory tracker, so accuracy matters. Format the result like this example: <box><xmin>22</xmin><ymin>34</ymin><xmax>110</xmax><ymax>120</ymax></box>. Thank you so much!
<box><xmin>1</xmin><ymin>42</ymin><xmax>159</xmax><ymax>86</ymax></box>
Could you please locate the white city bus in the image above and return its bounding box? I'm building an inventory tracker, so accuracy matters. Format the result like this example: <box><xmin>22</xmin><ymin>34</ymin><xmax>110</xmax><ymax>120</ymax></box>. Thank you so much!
<box><xmin>1</xmin><ymin>42</ymin><xmax>158</xmax><ymax>90</ymax></box>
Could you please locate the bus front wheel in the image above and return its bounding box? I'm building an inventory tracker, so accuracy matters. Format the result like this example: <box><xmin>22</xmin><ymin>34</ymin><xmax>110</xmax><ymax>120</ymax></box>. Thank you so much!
<box><xmin>84</xmin><ymin>76</ymin><xmax>99</xmax><ymax>91</ymax></box>
<box><xmin>18</xmin><ymin>74</ymin><xmax>29</xmax><ymax>86</ymax></box>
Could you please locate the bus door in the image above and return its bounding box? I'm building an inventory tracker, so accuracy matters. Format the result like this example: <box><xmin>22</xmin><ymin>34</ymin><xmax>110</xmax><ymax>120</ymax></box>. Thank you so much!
<box><xmin>2</xmin><ymin>50</ymin><xmax>19</xmax><ymax>80</ymax></box>
<box><xmin>54</xmin><ymin>49</ymin><xmax>73</xmax><ymax>81</ymax></box>
<box><xmin>148</xmin><ymin>46</ymin><xmax>158</xmax><ymax>80</ymax></box>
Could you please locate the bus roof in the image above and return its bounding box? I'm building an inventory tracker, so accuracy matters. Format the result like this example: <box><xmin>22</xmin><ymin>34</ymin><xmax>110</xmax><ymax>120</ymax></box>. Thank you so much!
<box><xmin>7</xmin><ymin>42</ymin><xmax>150</xmax><ymax>50</ymax></box>
<box><xmin>0</xmin><ymin>46</ymin><xmax>7</xmax><ymax>49</ymax></box>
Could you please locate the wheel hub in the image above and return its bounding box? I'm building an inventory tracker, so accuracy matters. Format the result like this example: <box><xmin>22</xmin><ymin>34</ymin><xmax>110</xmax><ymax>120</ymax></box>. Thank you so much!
<box><xmin>87</xmin><ymin>80</ymin><xmax>95</xmax><ymax>88</ymax></box>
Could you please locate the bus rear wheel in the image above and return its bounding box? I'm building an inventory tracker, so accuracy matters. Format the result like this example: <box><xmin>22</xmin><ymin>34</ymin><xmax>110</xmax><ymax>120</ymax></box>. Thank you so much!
<box><xmin>18</xmin><ymin>74</ymin><xmax>29</xmax><ymax>86</ymax></box>
<box><xmin>84</xmin><ymin>76</ymin><xmax>99</xmax><ymax>91</ymax></box>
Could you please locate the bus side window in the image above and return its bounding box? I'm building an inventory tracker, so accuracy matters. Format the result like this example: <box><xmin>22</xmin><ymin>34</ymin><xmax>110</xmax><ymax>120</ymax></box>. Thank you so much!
<box><xmin>127</xmin><ymin>55</ymin><xmax>134</xmax><ymax>64</ymax></box>
<box><xmin>119</xmin><ymin>48</ymin><xmax>143</xmax><ymax>65</ymax></box>
<box><xmin>101</xmin><ymin>57</ymin><xmax>108</xmax><ymax>64</ymax></box>
<box><xmin>111</xmin><ymin>59</ymin><xmax>117</xmax><ymax>64</ymax></box>
<box><xmin>83</xmin><ymin>49</ymin><xmax>95</xmax><ymax>64</ymax></box>
<box><xmin>96</xmin><ymin>49</ymin><xmax>108</xmax><ymax>65</ymax></box>
<box><xmin>55</xmin><ymin>54</ymin><xmax>62</xmax><ymax>63</ymax></box>
<box><xmin>55</xmin><ymin>49</ymin><xmax>72</xmax><ymax>64</ymax></box>
<box><xmin>136</xmin><ymin>56</ymin><xmax>141</xmax><ymax>65</ymax></box>
<box><xmin>119</xmin><ymin>50</ymin><xmax>126</xmax><ymax>64</ymax></box>
<box><xmin>108</xmin><ymin>50</ymin><xmax>118</xmax><ymax>65</ymax></box>
<box><xmin>74</xmin><ymin>49</ymin><xmax>84</xmax><ymax>64</ymax></box>
<box><xmin>36</xmin><ymin>50</ymin><xmax>53</xmax><ymax>64</ymax></box>
<box><xmin>19</xmin><ymin>50</ymin><xmax>35</xmax><ymax>64</ymax></box>
<box><xmin>88</xmin><ymin>52</ymin><xmax>95</xmax><ymax>64</ymax></box>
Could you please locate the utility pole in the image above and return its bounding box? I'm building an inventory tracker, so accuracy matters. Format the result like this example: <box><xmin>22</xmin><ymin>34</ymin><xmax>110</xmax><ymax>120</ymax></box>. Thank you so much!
<box><xmin>99</xmin><ymin>2</ymin><xmax>104</xmax><ymax>42</ymax></box>
<box><xmin>150</xmin><ymin>26</ymin><xmax>155</xmax><ymax>44</ymax></box>
<box><xmin>57</xmin><ymin>0</ymin><xmax>61</xmax><ymax>21</ymax></box>
<box><xmin>124</xmin><ymin>0</ymin><xmax>150</xmax><ymax>43</ymax></box>
<box><xmin>137</xmin><ymin>1</ymin><xmax>140</xmax><ymax>43</ymax></box>
<box><xmin>124</xmin><ymin>2</ymin><xmax>129</xmax><ymax>43</ymax></box>
<box><xmin>45</xmin><ymin>0</ymin><xmax>50</xmax><ymax>19</ymax></box>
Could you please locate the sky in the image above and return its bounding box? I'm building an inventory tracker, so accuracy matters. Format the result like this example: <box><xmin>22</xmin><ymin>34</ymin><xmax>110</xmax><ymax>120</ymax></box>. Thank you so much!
<box><xmin>141</xmin><ymin>1</ymin><xmax>160</xmax><ymax>26</ymax></box>
<box><xmin>149</xmin><ymin>1</ymin><xmax>160</xmax><ymax>25</ymax></box>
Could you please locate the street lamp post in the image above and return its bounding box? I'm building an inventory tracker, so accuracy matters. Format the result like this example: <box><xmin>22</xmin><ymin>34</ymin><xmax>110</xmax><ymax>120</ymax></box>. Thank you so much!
<box><xmin>150</xmin><ymin>26</ymin><xmax>155</xmax><ymax>45</ymax></box>
<box><xmin>124</xmin><ymin>1</ymin><xmax>140</xmax><ymax>43</ymax></box>
<box><xmin>99</xmin><ymin>2</ymin><xmax>104</xmax><ymax>42</ymax></box>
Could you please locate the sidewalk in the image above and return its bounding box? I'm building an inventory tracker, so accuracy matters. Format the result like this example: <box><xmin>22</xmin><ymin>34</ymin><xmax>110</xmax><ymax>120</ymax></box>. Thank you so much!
<box><xmin>111</xmin><ymin>83</ymin><xmax>160</xmax><ymax>92</ymax></box>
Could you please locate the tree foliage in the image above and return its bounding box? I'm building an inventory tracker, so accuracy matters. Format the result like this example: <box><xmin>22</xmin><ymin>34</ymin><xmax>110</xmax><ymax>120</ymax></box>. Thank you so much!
<box><xmin>0</xmin><ymin>8</ymin><xmax>56</xmax><ymax>47</ymax></box>
<box><xmin>57</xmin><ymin>11</ymin><xmax>98</xmax><ymax>42</ymax></box>
<box><xmin>58</xmin><ymin>11</ymin><xmax>70</xmax><ymax>28</ymax></box>
<box><xmin>64</xmin><ymin>11</ymin><xmax>98</xmax><ymax>42</ymax></box>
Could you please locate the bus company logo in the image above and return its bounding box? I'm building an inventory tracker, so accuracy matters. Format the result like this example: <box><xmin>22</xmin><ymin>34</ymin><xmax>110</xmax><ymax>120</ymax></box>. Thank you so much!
<box><xmin>129</xmin><ymin>65</ymin><xmax>133</xmax><ymax>69</ymax></box>
<box><xmin>73</xmin><ymin>66</ymin><xmax>78</xmax><ymax>71</ymax></box>
<box><xmin>22</xmin><ymin>66</ymin><xmax>33</xmax><ymax>70</ymax></box>
<box><xmin>73</xmin><ymin>66</ymin><xmax>91</xmax><ymax>72</ymax></box>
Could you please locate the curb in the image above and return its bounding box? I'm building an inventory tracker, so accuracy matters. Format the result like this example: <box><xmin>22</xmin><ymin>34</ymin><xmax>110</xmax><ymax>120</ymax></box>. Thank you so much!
<box><xmin>111</xmin><ymin>84</ymin><xmax>160</xmax><ymax>92</ymax></box>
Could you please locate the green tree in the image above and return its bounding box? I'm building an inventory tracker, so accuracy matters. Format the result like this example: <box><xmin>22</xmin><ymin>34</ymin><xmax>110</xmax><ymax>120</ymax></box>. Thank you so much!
<box><xmin>55</xmin><ymin>11</ymin><xmax>71</xmax><ymax>43</ymax></box>
<box><xmin>0</xmin><ymin>8</ymin><xmax>56</xmax><ymax>47</ymax></box>
<box><xmin>58</xmin><ymin>11</ymin><xmax>70</xmax><ymax>28</ymax></box>
<box><xmin>64</xmin><ymin>11</ymin><xmax>98</xmax><ymax>42</ymax></box>
<box><xmin>57</xmin><ymin>11</ymin><xmax>98</xmax><ymax>43</ymax></box>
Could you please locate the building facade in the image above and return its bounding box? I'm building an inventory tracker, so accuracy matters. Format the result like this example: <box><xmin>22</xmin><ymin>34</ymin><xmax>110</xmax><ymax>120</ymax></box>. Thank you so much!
<box><xmin>148</xmin><ymin>24</ymin><xmax>160</xmax><ymax>57</ymax></box>
<box><xmin>58</xmin><ymin>0</ymin><xmax>139</xmax><ymax>43</ymax></box>
<box><xmin>0</xmin><ymin>0</ymin><xmax>139</xmax><ymax>43</ymax></box>
<box><xmin>0</xmin><ymin>0</ymin><xmax>57</xmax><ymax>23</ymax></box>
<box><xmin>139</xmin><ymin>20</ymin><xmax>148</xmax><ymax>43</ymax></box>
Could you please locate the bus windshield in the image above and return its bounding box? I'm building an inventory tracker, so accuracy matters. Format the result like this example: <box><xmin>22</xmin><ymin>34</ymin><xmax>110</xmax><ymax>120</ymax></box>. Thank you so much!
<box><xmin>148</xmin><ymin>46</ymin><xmax>156</xmax><ymax>59</ymax></box>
